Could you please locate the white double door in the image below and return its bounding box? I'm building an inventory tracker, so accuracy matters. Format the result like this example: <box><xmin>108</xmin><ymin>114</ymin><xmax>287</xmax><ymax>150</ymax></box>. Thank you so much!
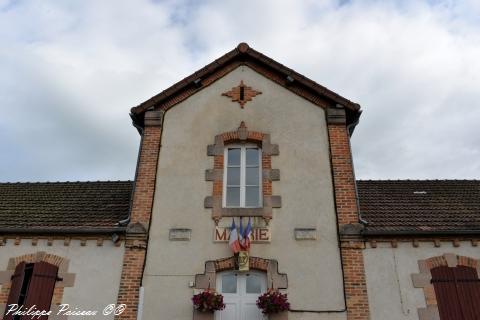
<box><xmin>215</xmin><ymin>271</ymin><xmax>267</xmax><ymax>320</ymax></box>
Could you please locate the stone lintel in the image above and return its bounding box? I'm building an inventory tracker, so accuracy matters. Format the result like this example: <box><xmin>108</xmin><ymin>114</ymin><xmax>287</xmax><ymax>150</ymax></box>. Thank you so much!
<box><xmin>444</xmin><ymin>253</ymin><xmax>457</xmax><ymax>267</ymax></box>
<box><xmin>205</xmin><ymin>169</ymin><xmax>223</xmax><ymax>181</ymax></box>
<box><xmin>263</xmin><ymin>169</ymin><xmax>280</xmax><ymax>181</ymax></box>
<box><xmin>339</xmin><ymin>223</ymin><xmax>365</xmax><ymax>236</ymax></box>
<box><xmin>412</xmin><ymin>273</ymin><xmax>432</xmax><ymax>288</ymax></box>
<box><xmin>326</xmin><ymin>104</ymin><xmax>347</xmax><ymax>124</ymax></box>
<box><xmin>56</xmin><ymin>273</ymin><xmax>76</xmax><ymax>287</ymax></box>
<box><xmin>418</xmin><ymin>305</ymin><xmax>440</xmax><ymax>320</ymax></box>
<box><xmin>204</xmin><ymin>196</ymin><xmax>214</xmax><ymax>208</ymax></box>
<box><xmin>126</xmin><ymin>222</ymin><xmax>147</xmax><ymax>235</ymax></box>
<box><xmin>144</xmin><ymin>110</ymin><xmax>164</xmax><ymax>127</ymax></box>
<box><xmin>0</xmin><ymin>270</ymin><xmax>13</xmax><ymax>284</ymax></box>
<box><xmin>294</xmin><ymin>228</ymin><xmax>317</xmax><ymax>240</ymax></box>
<box><xmin>169</xmin><ymin>228</ymin><xmax>192</xmax><ymax>241</ymax></box>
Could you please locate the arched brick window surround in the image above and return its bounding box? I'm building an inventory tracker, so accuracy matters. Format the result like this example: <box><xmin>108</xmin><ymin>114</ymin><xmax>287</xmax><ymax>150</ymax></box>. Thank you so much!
<box><xmin>0</xmin><ymin>251</ymin><xmax>75</xmax><ymax>319</ymax></box>
<box><xmin>411</xmin><ymin>253</ymin><xmax>480</xmax><ymax>320</ymax></box>
<box><xmin>193</xmin><ymin>257</ymin><xmax>288</xmax><ymax>320</ymax></box>
<box><xmin>204</xmin><ymin>122</ymin><xmax>281</xmax><ymax>224</ymax></box>
<box><xmin>195</xmin><ymin>256</ymin><xmax>287</xmax><ymax>290</ymax></box>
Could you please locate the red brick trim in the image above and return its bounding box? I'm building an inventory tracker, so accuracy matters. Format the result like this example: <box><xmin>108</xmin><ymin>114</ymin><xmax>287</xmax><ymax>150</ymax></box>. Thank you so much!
<box><xmin>193</xmin><ymin>256</ymin><xmax>288</xmax><ymax>320</ymax></box>
<box><xmin>195</xmin><ymin>256</ymin><xmax>287</xmax><ymax>290</ymax></box>
<box><xmin>412</xmin><ymin>253</ymin><xmax>480</xmax><ymax>320</ymax></box>
<box><xmin>193</xmin><ymin>257</ymin><xmax>288</xmax><ymax>320</ymax></box>
<box><xmin>132</xmin><ymin>43</ymin><xmax>360</xmax><ymax>117</ymax></box>
<box><xmin>116</xmin><ymin>111</ymin><xmax>164</xmax><ymax>320</ymax></box>
<box><xmin>204</xmin><ymin>122</ymin><xmax>281</xmax><ymax>223</ymax></box>
<box><xmin>341</xmin><ymin>242</ymin><xmax>370</xmax><ymax>320</ymax></box>
<box><xmin>148</xmin><ymin>60</ymin><xmax>333</xmax><ymax>118</ymax></box>
<box><xmin>327</xmin><ymin>111</ymin><xmax>370</xmax><ymax>320</ymax></box>
<box><xmin>222</xmin><ymin>80</ymin><xmax>262</xmax><ymax>108</ymax></box>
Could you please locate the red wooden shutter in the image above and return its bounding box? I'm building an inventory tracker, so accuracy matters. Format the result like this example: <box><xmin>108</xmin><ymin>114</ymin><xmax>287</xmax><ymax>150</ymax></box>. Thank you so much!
<box><xmin>431</xmin><ymin>266</ymin><xmax>464</xmax><ymax>320</ymax></box>
<box><xmin>3</xmin><ymin>262</ymin><xmax>26</xmax><ymax>320</ymax></box>
<box><xmin>453</xmin><ymin>266</ymin><xmax>480</xmax><ymax>320</ymax></box>
<box><xmin>432</xmin><ymin>265</ymin><xmax>480</xmax><ymax>320</ymax></box>
<box><xmin>21</xmin><ymin>261</ymin><xmax>58</xmax><ymax>320</ymax></box>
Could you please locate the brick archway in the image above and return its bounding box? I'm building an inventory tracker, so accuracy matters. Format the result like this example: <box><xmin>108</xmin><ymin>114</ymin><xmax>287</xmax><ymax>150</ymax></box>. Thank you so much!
<box><xmin>194</xmin><ymin>256</ymin><xmax>288</xmax><ymax>320</ymax></box>
<box><xmin>195</xmin><ymin>256</ymin><xmax>287</xmax><ymax>291</ymax></box>
<box><xmin>411</xmin><ymin>253</ymin><xmax>480</xmax><ymax>320</ymax></box>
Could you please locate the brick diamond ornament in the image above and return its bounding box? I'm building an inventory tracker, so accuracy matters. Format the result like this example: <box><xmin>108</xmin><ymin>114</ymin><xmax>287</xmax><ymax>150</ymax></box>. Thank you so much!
<box><xmin>222</xmin><ymin>80</ymin><xmax>262</xmax><ymax>108</ymax></box>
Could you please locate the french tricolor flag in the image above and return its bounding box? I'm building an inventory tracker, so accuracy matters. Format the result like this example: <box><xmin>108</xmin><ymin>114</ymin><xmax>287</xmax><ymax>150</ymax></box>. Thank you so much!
<box><xmin>242</xmin><ymin>217</ymin><xmax>252</xmax><ymax>250</ymax></box>
<box><xmin>229</xmin><ymin>219</ymin><xmax>241</xmax><ymax>253</ymax></box>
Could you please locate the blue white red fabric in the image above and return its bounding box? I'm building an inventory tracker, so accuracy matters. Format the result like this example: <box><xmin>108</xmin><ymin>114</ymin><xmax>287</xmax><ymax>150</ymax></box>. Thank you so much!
<box><xmin>229</xmin><ymin>219</ymin><xmax>241</xmax><ymax>253</ymax></box>
<box><xmin>242</xmin><ymin>217</ymin><xmax>252</xmax><ymax>250</ymax></box>
<box><xmin>239</xmin><ymin>217</ymin><xmax>244</xmax><ymax>245</ymax></box>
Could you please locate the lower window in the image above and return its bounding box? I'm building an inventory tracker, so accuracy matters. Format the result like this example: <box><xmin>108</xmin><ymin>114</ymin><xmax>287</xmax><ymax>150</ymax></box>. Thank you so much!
<box><xmin>431</xmin><ymin>265</ymin><xmax>480</xmax><ymax>319</ymax></box>
<box><xmin>4</xmin><ymin>261</ymin><xmax>59</xmax><ymax>320</ymax></box>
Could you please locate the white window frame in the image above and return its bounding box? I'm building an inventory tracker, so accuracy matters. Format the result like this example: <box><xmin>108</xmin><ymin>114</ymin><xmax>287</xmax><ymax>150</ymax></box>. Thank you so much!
<box><xmin>223</xmin><ymin>143</ymin><xmax>262</xmax><ymax>208</ymax></box>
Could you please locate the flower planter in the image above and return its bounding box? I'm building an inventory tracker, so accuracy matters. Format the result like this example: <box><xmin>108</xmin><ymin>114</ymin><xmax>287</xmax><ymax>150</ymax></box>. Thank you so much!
<box><xmin>193</xmin><ymin>310</ymin><xmax>214</xmax><ymax>320</ymax></box>
<box><xmin>268</xmin><ymin>312</ymin><xmax>288</xmax><ymax>320</ymax></box>
<box><xmin>256</xmin><ymin>289</ymin><xmax>290</xmax><ymax>316</ymax></box>
<box><xmin>192</xmin><ymin>290</ymin><xmax>225</xmax><ymax>315</ymax></box>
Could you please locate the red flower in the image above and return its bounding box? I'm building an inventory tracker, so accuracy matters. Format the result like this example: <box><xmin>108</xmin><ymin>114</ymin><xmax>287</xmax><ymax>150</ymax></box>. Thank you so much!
<box><xmin>256</xmin><ymin>289</ymin><xmax>290</xmax><ymax>314</ymax></box>
<box><xmin>192</xmin><ymin>290</ymin><xmax>226</xmax><ymax>313</ymax></box>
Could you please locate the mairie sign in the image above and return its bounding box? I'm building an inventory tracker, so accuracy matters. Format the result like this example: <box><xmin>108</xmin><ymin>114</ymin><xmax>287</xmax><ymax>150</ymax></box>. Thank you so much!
<box><xmin>214</xmin><ymin>226</ymin><xmax>271</xmax><ymax>242</ymax></box>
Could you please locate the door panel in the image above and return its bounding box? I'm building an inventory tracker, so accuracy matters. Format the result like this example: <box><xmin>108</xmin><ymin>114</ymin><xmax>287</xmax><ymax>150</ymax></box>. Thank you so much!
<box><xmin>215</xmin><ymin>271</ymin><xmax>266</xmax><ymax>320</ymax></box>
<box><xmin>242</xmin><ymin>302</ymin><xmax>265</xmax><ymax>320</ymax></box>
<box><xmin>217</xmin><ymin>302</ymin><xmax>238</xmax><ymax>320</ymax></box>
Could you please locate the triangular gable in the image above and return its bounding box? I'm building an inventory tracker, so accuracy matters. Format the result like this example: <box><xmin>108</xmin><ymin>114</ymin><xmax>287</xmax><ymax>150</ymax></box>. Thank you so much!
<box><xmin>131</xmin><ymin>43</ymin><xmax>361</xmax><ymax>128</ymax></box>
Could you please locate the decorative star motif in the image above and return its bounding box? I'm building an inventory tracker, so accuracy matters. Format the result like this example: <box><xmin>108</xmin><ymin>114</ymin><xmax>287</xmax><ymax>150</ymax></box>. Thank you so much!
<box><xmin>222</xmin><ymin>80</ymin><xmax>262</xmax><ymax>108</ymax></box>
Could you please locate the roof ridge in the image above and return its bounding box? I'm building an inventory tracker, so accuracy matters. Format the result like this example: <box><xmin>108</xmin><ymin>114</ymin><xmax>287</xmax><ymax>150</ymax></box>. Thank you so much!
<box><xmin>130</xmin><ymin>42</ymin><xmax>361</xmax><ymax>123</ymax></box>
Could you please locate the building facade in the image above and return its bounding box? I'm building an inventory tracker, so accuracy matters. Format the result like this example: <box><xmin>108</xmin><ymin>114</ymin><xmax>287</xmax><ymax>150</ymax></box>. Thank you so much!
<box><xmin>0</xmin><ymin>43</ymin><xmax>479</xmax><ymax>320</ymax></box>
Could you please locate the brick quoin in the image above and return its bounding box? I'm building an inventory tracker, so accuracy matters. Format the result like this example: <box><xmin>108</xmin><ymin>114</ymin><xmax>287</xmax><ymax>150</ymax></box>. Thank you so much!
<box><xmin>327</xmin><ymin>107</ymin><xmax>370</xmax><ymax>320</ymax></box>
<box><xmin>116</xmin><ymin>111</ymin><xmax>163</xmax><ymax>320</ymax></box>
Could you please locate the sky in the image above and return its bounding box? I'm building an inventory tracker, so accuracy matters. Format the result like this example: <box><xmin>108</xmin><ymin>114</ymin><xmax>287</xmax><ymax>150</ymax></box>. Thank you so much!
<box><xmin>0</xmin><ymin>0</ymin><xmax>479</xmax><ymax>182</ymax></box>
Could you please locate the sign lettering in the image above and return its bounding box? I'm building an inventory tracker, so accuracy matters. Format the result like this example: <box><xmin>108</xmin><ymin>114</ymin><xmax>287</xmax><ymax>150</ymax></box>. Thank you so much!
<box><xmin>214</xmin><ymin>227</ymin><xmax>271</xmax><ymax>242</ymax></box>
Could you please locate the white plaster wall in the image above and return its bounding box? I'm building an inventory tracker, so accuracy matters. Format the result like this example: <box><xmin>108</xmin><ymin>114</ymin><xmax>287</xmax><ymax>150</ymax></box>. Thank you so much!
<box><xmin>364</xmin><ymin>241</ymin><xmax>480</xmax><ymax>320</ymax></box>
<box><xmin>143</xmin><ymin>66</ymin><xmax>346</xmax><ymax>320</ymax></box>
<box><xmin>0</xmin><ymin>239</ymin><xmax>124</xmax><ymax>319</ymax></box>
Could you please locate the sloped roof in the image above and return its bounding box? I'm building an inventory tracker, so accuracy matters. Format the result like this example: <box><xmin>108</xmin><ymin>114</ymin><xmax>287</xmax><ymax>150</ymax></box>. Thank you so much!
<box><xmin>1</xmin><ymin>180</ymin><xmax>479</xmax><ymax>235</ymax></box>
<box><xmin>357</xmin><ymin>180</ymin><xmax>480</xmax><ymax>235</ymax></box>
<box><xmin>0</xmin><ymin>181</ymin><xmax>133</xmax><ymax>233</ymax></box>
<box><xmin>130</xmin><ymin>43</ymin><xmax>361</xmax><ymax>128</ymax></box>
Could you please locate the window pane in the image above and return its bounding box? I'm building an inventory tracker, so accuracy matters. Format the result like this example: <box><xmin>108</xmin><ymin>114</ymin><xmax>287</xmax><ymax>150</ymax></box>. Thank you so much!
<box><xmin>227</xmin><ymin>167</ymin><xmax>240</xmax><ymax>185</ymax></box>
<box><xmin>246</xmin><ymin>274</ymin><xmax>262</xmax><ymax>293</ymax></box>
<box><xmin>246</xmin><ymin>167</ymin><xmax>259</xmax><ymax>185</ymax></box>
<box><xmin>246</xmin><ymin>148</ymin><xmax>259</xmax><ymax>166</ymax></box>
<box><xmin>222</xmin><ymin>274</ymin><xmax>237</xmax><ymax>293</ymax></box>
<box><xmin>245</xmin><ymin>187</ymin><xmax>260</xmax><ymax>207</ymax></box>
<box><xmin>228</xmin><ymin>148</ymin><xmax>241</xmax><ymax>166</ymax></box>
<box><xmin>226</xmin><ymin>187</ymin><xmax>240</xmax><ymax>207</ymax></box>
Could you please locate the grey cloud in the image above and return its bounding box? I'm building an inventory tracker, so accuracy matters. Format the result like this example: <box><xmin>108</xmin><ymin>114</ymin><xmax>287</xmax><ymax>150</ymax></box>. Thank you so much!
<box><xmin>0</xmin><ymin>0</ymin><xmax>479</xmax><ymax>182</ymax></box>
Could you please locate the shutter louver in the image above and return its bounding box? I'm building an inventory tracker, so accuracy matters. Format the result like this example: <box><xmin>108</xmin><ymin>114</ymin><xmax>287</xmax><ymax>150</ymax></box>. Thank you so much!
<box><xmin>432</xmin><ymin>265</ymin><xmax>480</xmax><ymax>320</ymax></box>
<box><xmin>454</xmin><ymin>266</ymin><xmax>480</xmax><ymax>320</ymax></box>
<box><xmin>431</xmin><ymin>266</ymin><xmax>464</xmax><ymax>320</ymax></box>
<box><xmin>21</xmin><ymin>261</ymin><xmax>58</xmax><ymax>320</ymax></box>
<box><xmin>3</xmin><ymin>262</ymin><xmax>26</xmax><ymax>320</ymax></box>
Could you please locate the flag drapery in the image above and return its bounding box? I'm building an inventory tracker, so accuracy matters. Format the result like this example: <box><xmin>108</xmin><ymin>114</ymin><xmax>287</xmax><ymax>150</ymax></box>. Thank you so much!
<box><xmin>229</xmin><ymin>218</ymin><xmax>253</xmax><ymax>253</ymax></box>
<box><xmin>229</xmin><ymin>219</ymin><xmax>241</xmax><ymax>253</ymax></box>
<box><xmin>242</xmin><ymin>218</ymin><xmax>252</xmax><ymax>250</ymax></box>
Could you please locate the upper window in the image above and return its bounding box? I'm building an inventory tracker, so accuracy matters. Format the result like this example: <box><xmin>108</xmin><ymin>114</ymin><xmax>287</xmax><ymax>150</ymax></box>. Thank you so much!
<box><xmin>223</xmin><ymin>144</ymin><xmax>262</xmax><ymax>208</ymax></box>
